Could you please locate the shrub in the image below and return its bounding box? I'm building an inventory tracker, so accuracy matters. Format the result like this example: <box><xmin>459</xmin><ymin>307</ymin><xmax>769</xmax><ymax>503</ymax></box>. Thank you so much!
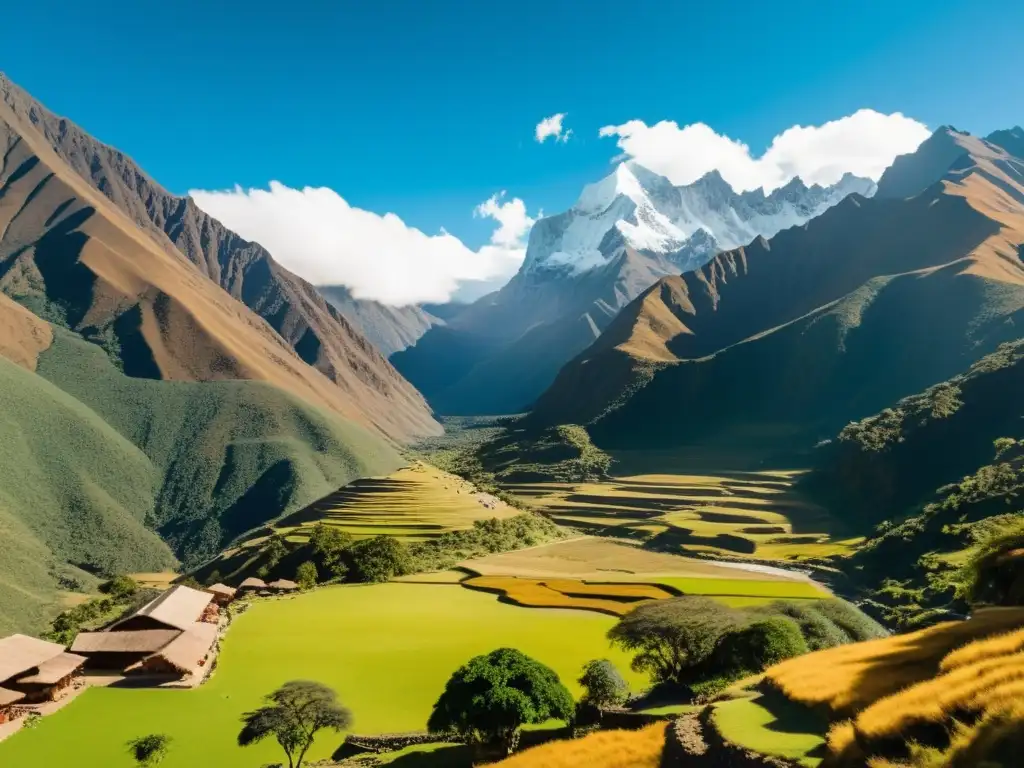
<box><xmin>712</xmin><ymin>617</ymin><xmax>808</xmax><ymax>676</ymax></box>
<box><xmin>296</xmin><ymin>561</ymin><xmax>318</xmax><ymax>591</ymax></box>
<box><xmin>428</xmin><ymin>648</ymin><xmax>575</xmax><ymax>757</ymax></box>
<box><xmin>578</xmin><ymin>659</ymin><xmax>629</xmax><ymax>709</ymax></box>
<box><xmin>959</xmin><ymin>520</ymin><xmax>1024</xmax><ymax>606</ymax></box>
<box><xmin>350</xmin><ymin>536</ymin><xmax>411</xmax><ymax>583</ymax></box>
<box><xmin>101</xmin><ymin>575</ymin><xmax>138</xmax><ymax>600</ymax></box>
<box><xmin>607</xmin><ymin>597</ymin><xmax>743</xmax><ymax>685</ymax></box>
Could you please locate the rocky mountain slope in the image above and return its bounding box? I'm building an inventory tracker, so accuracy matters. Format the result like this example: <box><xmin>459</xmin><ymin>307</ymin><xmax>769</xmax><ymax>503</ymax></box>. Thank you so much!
<box><xmin>0</xmin><ymin>76</ymin><xmax>408</xmax><ymax>634</ymax></box>
<box><xmin>318</xmin><ymin>284</ymin><xmax>445</xmax><ymax>357</ymax></box>
<box><xmin>392</xmin><ymin>163</ymin><xmax>872</xmax><ymax>415</ymax></box>
<box><xmin>0</xmin><ymin>72</ymin><xmax>439</xmax><ymax>442</ymax></box>
<box><xmin>527</xmin><ymin>127</ymin><xmax>1024</xmax><ymax>452</ymax></box>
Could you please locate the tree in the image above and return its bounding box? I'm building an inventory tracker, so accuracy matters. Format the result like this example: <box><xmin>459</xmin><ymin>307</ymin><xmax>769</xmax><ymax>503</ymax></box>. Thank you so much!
<box><xmin>427</xmin><ymin>648</ymin><xmax>574</xmax><ymax>756</ymax></box>
<box><xmin>264</xmin><ymin>534</ymin><xmax>289</xmax><ymax>569</ymax></box>
<box><xmin>101</xmin><ymin>575</ymin><xmax>139</xmax><ymax>600</ymax></box>
<box><xmin>711</xmin><ymin>617</ymin><xmax>808</xmax><ymax>676</ymax></box>
<box><xmin>309</xmin><ymin>523</ymin><xmax>353</xmax><ymax>579</ymax></box>
<box><xmin>238</xmin><ymin>680</ymin><xmax>352</xmax><ymax>768</ymax></box>
<box><xmin>350</xmin><ymin>535</ymin><xmax>410</xmax><ymax>583</ymax></box>
<box><xmin>607</xmin><ymin>597</ymin><xmax>744</xmax><ymax>685</ymax></box>
<box><xmin>578</xmin><ymin>659</ymin><xmax>629</xmax><ymax>710</ymax></box>
<box><xmin>296</xmin><ymin>561</ymin><xmax>319</xmax><ymax>591</ymax></box>
<box><xmin>126</xmin><ymin>734</ymin><xmax>171</xmax><ymax>767</ymax></box>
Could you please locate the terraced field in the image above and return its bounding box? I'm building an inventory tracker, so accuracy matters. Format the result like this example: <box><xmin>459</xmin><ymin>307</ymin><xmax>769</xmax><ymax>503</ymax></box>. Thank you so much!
<box><xmin>459</xmin><ymin>538</ymin><xmax>830</xmax><ymax>612</ymax></box>
<box><xmin>503</xmin><ymin>471</ymin><xmax>860</xmax><ymax>562</ymax></box>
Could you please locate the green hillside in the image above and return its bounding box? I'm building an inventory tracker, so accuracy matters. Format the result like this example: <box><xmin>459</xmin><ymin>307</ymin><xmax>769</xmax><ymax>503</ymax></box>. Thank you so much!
<box><xmin>0</xmin><ymin>326</ymin><xmax>402</xmax><ymax>634</ymax></box>
<box><xmin>804</xmin><ymin>339</ymin><xmax>1024</xmax><ymax>627</ymax></box>
<box><xmin>0</xmin><ymin>353</ymin><xmax>173</xmax><ymax>636</ymax></box>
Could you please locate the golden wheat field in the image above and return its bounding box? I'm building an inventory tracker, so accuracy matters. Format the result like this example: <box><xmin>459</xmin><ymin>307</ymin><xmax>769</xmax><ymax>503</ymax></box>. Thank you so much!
<box><xmin>503</xmin><ymin>471</ymin><xmax>860</xmax><ymax>562</ymax></box>
<box><xmin>492</xmin><ymin>723</ymin><xmax>668</xmax><ymax>768</ymax></box>
<box><xmin>461</xmin><ymin>575</ymin><xmax>676</xmax><ymax>616</ymax></box>
<box><xmin>271</xmin><ymin>462</ymin><xmax>518</xmax><ymax>542</ymax></box>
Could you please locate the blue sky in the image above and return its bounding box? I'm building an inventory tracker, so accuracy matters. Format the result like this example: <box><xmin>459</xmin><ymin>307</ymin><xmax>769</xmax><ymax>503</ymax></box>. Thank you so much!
<box><xmin>3</xmin><ymin>0</ymin><xmax>1022</xmax><ymax>301</ymax></box>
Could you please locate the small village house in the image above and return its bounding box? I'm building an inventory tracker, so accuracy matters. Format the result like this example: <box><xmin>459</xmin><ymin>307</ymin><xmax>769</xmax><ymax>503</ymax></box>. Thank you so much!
<box><xmin>70</xmin><ymin>585</ymin><xmax>221</xmax><ymax>676</ymax></box>
<box><xmin>0</xmin><ymin>687</ymin><xmax>25</xmax><ymax>724</ymax></box>
<box><xmin>131</xmin><ymin>623</ymin><xmax>219</xmax><ymax>677</ymax></box>
<box><xmin>267</xmin><ymin>579</ymin><xmax>299</xmax><ymax>593</ymax></box>
<box><xmin>0</xmin><ymin>635</ymin><xmax>85</xmax><ymax>709</ymax></box>
<box><xmin>238</xmin><ymin>577</ymin><xmax>267</xmax><ymax>594</ymax></box>
<box><xmin>70</xmin><ymin>630</ymin><xmax>180</xmax><ymax>671</ymax></box>
<box><xmin>204</xmin><ymin>583</ymin><xmax>237</xmax><ymax>606</ymax></box>
<box><xmin>109</xmin><ymin>584</ymin><xmax>217</xmax><ymax>632</ymax></box>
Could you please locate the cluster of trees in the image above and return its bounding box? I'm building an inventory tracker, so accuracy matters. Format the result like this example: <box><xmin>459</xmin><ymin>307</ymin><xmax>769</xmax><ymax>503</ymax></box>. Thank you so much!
<box><xmin>45</xmin><ymin>575</ymin><xmax>159</xmax><ymax>645</ymax></box>
<box><xmin>230</xmin><ymin>513</ymin><xmax>565</xmax><ymax>592</ymax></box>
<box><xmin>607</xmin><ymin>596</ymin><xmax>885</xmax><ymax>700</ymax></box>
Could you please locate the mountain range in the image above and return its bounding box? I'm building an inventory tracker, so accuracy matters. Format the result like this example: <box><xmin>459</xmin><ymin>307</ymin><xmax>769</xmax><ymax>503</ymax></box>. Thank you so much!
<box><xmin>0</xmin><ymin>74</ymin><xmax>439</xmax><ymax>633</ymax></box>
<box><xmin>526</xmin><ymin>126</ymin><xmax>1024</xmax><ymax>452</ymax></box>
<box><xmin>391</xmin><ymin>162</ymin><xmax>874</xmax><ymax>415</ymax></box>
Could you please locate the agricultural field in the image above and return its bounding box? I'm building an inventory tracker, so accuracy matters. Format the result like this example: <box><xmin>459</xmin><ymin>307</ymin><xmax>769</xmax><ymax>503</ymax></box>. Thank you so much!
<box><xmin>503</xmin><ymin>470</ymin><xmax>861</xmax><ymax>562</ymax></box>
<box><xmin>0</xmin><ymin>583</ymin><xmax>642</xmax><ymax>768</ymax></box>
<box><xmin>276</xmin><ymin>462</ymin><xmax>518</xmax><ymax>541</ymax></box>
<box><xmin>461</xmin><ymin>575</ymin><xmax>677</xmax><ymax>616</ymax></box>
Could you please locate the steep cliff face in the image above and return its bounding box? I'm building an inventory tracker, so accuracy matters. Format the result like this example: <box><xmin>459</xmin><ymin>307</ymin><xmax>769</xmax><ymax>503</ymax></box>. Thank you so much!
<box><xmin>0</xmin><ymin>72</ymin><xmax>440</xmax><ymax>442</ymax></box>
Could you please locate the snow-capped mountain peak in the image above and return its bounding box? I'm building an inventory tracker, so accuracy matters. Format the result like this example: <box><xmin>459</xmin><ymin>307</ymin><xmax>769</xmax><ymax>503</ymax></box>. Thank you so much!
<box><xmin>522</xmin><ymin>162</ymin><xmax>876</xmax><ymax>277</ymax></box>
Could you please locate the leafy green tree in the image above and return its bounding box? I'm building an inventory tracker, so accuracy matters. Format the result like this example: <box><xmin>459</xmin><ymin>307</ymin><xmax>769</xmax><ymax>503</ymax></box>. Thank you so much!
<box><xmin>428</xmin><ymin>648</ymin><xmax>574</xmax><ymax>756</ymax></box>
<box><xmin>205</xmin><ymin>570</ymin><xmax>223</xmax><ymax>587</ymax></box>
<box><xmin>176</xmin><ymin>576</ymin><xmax>203</xmax><ymax>590</ymax></box>
<box><xmin>578</xmin><ymin>659</ymin><xmax>629</xmax><ymax>709</ymax></box>
<box><xmin>607</xmin><ymin>597</ymin><xmax>743</xmax><ymax>685</ymax></box>
<box><xmin>101</xmin><ymin>575</ymin><xmax>138</xmax><ymax>600</ymax></box>
<box><xmin>264</xmin><ymin>534</ymin><xmax>289</xmax><ymax>569</ymax></box>
<box><xmin>126</xmin><ymin>734</ymin><xmax>171</xmax><ymax>767</ymax></box>
<box><xmin>296</xmin><ymin>561</ymin><xmax>319</xmax><ymax>591</ymax></box>
<box><xmin>309</xmin><ymin>523</ymin><xmax>353</xmax><ymax>579</ymax></box>
<box><xmin>238</xmin><ymin>681</ymin><xmax>352</xmax><ymax>768</ymax></box>
<box><xmin>350</xmin><ymin>535</ymin><xmax>410</xmax><ymax>583</ymax></box>
<box><xmin>712</xmin><ymin>617</ymin><xmax>808</xmax><ymax>676</ymax></box>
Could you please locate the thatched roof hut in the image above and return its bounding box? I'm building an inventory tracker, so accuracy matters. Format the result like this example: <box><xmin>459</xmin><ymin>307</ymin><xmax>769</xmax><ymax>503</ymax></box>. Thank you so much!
<box><xmin>15</xmin><ymin>653</ymin><xmax>87</xmax><ymax>685</ymax></box>
<box><xmin>135</xmin><ymin>622</ymin><xmax>218</xmax><ymax>677</ymax></box>
<box><xmin>71</xmin><ymin>630</ymin><xmax>179</xmax><ymax>654</ymax></box>
<box><xmin>0</xmin><ymin>687</ymin><xmax>25</xmax><ymax>707</ymax></box>
<box><xmin>204</xmin><ymin>583</ymin><xmax>237</xmax><ymax>605</ymax></box>
<box><xmin>267</xmin><ymin>579</ymin><xmax>299</xmax><ymax>592</ymax></box>
<box><xmin>71</xmin><ymin>629</ymin><xmax>180</xmax><ymax>671</ymax></box>
<box><xmin>0</xmin><ymin>635</ymin><xmax>66</xmax><ymax>685</ymax></box>
<box><xmin>110</xmin><ymin>585</ymin><xmax>214</xmax><ymax>632</ymax></box>
<box><xmin>238</xmin><ymin>577</ymin><xmax>267</xmax><ymax>592</ymax></box>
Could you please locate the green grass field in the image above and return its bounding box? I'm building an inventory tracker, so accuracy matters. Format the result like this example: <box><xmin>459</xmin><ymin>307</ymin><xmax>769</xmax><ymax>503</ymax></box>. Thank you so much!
<box><xmin>0</xmin><ymin>583</ymin><xmax>644</xmax><ymax>768</ymax></box>
<box><xmin>711</xmin><ymin>694</ymin><xmax>826</xmax><ymax>767</ymax></box>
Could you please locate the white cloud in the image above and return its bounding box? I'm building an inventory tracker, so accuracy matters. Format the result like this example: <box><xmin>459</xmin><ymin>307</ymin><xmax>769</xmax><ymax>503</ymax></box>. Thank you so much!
<box><xmin>598</xmin><ymin>109</ymin><xmax>931</xmax><ymax>192</ymax></box>
<box><xmin>189</xmin><ymin>183</ymin><xmax>535</xmax><ymax>306</ymax></box>
<box><xmin>536</xmin><ymin>113</ymin><xmax>572</xmax><ymax>144</ymax></box>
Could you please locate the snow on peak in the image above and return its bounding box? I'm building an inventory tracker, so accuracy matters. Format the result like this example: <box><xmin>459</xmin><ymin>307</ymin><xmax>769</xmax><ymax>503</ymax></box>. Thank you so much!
<box><xmin>524</xmin><ymin>165</ymin><xmax>875</xmax><ymax>277</ymax></box>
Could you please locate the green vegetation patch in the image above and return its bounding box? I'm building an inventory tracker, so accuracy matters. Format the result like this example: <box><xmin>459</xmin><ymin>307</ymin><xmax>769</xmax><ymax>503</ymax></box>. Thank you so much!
<box><xmin>712</xmin><ymin>693</ymin><xmax>826</xmax><ymax>766</ymax></box>
<box><xmin>0</xmin><ymin>583</ymin><xmax>644</xmax><ymax>768</ymax></box>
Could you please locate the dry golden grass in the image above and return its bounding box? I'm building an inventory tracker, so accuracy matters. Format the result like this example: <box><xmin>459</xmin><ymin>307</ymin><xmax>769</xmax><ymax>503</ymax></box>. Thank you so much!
<box><xmin>492</xmin><ymin>723</ymin><xmax>667</xmax><ymax>768</ymax></box>
<box><xmin>129</xmin><ymin>571</ymin><xmax>178</xmax><ymax>589</ymax></box>
<box><xmin>760</xmin><ymin>608</ymin><xmax>1024</xmax><ymax>766</ymax></box>
<box><xmin>461</xmin><ymin>536</ymin><xmax>795</xmax><ymax>581</ymax></box>
<box><xmin>462</xmin><ymin>575</ymin><xmax>675</xmax><ymax>616</ymax></box>
<box><xmin>503</xmin><ymin>469</ymin><xmax>855</xmax><ymax>562</ymax></box>
<box><xmin>277</xmin><ymin>462</ymin><xmax>518</xmax><ymax>542</ymax></box>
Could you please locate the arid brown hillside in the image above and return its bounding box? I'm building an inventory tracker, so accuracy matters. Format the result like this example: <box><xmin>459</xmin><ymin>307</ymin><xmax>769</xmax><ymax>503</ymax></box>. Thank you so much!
<box><xmin>0</xmin><ymin>73</ymin><xmax>439</xmax><ymax>442</ymax></box>
<box><xmin>529</xmin><ymin>128</ymin><xmax>1024</xmax><ymax>449</ymax></box>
